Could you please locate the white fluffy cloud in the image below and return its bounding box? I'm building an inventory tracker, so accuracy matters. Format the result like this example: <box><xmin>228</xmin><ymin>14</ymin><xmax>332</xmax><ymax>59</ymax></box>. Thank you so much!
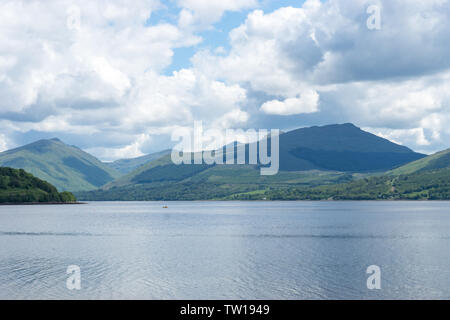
<box><xmin>367</xmin><ymin>127</ymin><xmax>431</xmax><ymax>149</ymax></box>
<box><xmin>261</xmin><ymin>90</ymin><xmax>319</xmax><ymax>115</ymax></box>
<box><xmin>124</xmin><ymin>69</ymin><xmax>247</xmax><ymax>127</ymax></box>
<box><xmin>0</xmin><ymin>0</ymin><xmax>449</xmax><ymax>159</ymax></box>
<box><xmin>0</xmin><ymin>134</ymin><xmax>9</xmax><ymax>152</ymax></box>
<box><xmin>0</xmin><ymin>0</ymin><xmax>251</xmax><ymax>159</ymax></box>
<box><xmin>178</xmin><ymin>0</ymin><xmax>257</xmax><ymax>29</ymax></box>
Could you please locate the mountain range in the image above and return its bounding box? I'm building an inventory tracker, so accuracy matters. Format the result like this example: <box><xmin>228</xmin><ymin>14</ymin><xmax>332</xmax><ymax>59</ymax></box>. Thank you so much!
<box><xmin>1</xmin><ymin>123</ymin><xmax>445</xmax><ymax>201</ymax></box>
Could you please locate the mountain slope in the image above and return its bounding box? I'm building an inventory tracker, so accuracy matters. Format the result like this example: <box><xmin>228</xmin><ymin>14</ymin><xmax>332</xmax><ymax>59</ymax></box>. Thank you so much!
<box><xmin>0</xmin><ymin>167</ymin><xmax>76</xmax><ymax>203</ymax></box>
<box><xmin>0</xmin><ymin>139</ymin><xmax>120</xmax><ymax>191</ymax></box>
<box><xmin>387</xmin><ymin>148</ymin><xmax>450</xmax><ymax>175</ymax></box>
<box><xmin>106</xmin><ymin>149</ymin><xmax>171</xmax><ymax>174</ymax></box>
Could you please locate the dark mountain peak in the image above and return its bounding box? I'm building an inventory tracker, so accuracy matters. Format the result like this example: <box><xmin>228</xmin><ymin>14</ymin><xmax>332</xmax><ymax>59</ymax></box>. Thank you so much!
<box><xmin>341</xmin><ymin>122</ymin><xmax>358</xmax><ymax>127</ymax></box>
<box><xmin>286</xmin><ymin>123</ymin><xmax>359</xmax><ymax>136</ymax></box>
<box><xmin>323</xmin><ymin>122</ymin><xmax>358</xmax><ymax>128</ymax></box>
<box><xmin>278</xmin><ymin>123</ymin><xmax>425</xmax><ymax>172</ymax></box>
<box><xmin>282</xmin><ymin>123</ymin><xmax>415</xmax><ymax>152</ymax></box>
<box><xmin>338</xmin><ymin>123</ymin><xmax>361</xmax><ymax>130</ymax></box>
<box><xmin>313</xmin><ymin>123</ymin><xmax>361</xmax><ymax>131</ymax></box>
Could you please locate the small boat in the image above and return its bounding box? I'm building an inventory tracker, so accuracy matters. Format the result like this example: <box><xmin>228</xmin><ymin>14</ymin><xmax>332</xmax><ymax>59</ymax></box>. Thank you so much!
<box><xmin>162</xmin><ymin>205</ymin><xmax>168</xmax><ymax>208</ymax></box>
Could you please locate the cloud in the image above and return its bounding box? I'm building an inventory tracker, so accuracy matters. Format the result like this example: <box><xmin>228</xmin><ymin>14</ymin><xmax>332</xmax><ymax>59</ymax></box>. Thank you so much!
<box><xmin>86</xmin><ymin>133</ymin><xmax>151</xmax><ymax>160</ymax></box>
<box><xmin>0</xmin><ymin>134</ymin><xmax>10</xmax><ymax>152</ymax></box>
<box><xmin>0</xmin><ymin>0</ymin><xmax>250</xmax><ymax>159</ymax></box>
<box><xmin>260</xmin><ymin>90</ymin><xmax>319</xmax><ymax>115</ymax></box>
<box><xmin>367</xmin><ymin>127</ymin><xmax>431</xmax><ymax>149</ymax></box>
<box><xmin>194</xmin><ymin>0</ymin><xmax>450</xmax><ymax>89</ymax></box>
<box><xmin>178</xmin><ymin>0</ymin><xmax>258</xmax><ymax>29</ymax></box>
<box><xmin>0</xmin><ymin>0</ymin><xmax>449</xmax><ymax>159</ymax></box>
<box><xmin>212</xmin><ymin>108</ymin><xmax>250</xmax><ymax>129</ymax></box>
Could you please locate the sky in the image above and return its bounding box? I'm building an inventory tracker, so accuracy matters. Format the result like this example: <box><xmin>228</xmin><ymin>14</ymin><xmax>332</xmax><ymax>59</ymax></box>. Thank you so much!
<box><xmin>0</xmin><ymin>0</ymin><xmax>449</xmax><ymax>160</ymax></box>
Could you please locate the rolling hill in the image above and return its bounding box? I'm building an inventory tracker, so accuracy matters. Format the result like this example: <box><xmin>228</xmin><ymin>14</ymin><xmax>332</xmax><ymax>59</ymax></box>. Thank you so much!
<box><xmin>0</xmin><ymin>167</ymin><xmax>76</xmax><ymax>203</ymax></box>
<box><xmin>0</xmin><ymin>138</ymin><xmax>120</xmax><ymax>191</ymax></box>
<box><xmin>76</xmin><ymin>123</ymin><xmax>427</xmax><ymax>201</ymax></box>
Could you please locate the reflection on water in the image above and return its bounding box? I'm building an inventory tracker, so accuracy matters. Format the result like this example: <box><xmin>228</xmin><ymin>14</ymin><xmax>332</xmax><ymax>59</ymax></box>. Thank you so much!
<box><xmin>0</xmin><ymin>201</ymin><xmax>449</xmax><ymax>299</ymax></box>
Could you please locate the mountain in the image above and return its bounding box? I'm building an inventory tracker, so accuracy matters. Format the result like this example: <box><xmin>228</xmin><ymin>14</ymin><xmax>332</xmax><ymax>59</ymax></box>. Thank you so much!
<box><xmin>76</xmin><ymin>123</ymin><xmax>427</xmax><ymax>201</ymax></box>
<box><xmin>278</xmin><ymin>123</ymin><xmax>425</xmax><ymax>171</ymax></box>
<box><xmin>0</xmin><ymin>167</ymin><xmax>76</xmax><ymax>203</ymax></box>
<box><xmin>0</xmin><ymin>138</ymin><xmax>120</xmax><ymax>191</ymax></box>
<box><xmin>243</xmin><ymin>149</ymin><xmax>450</xmax><ymax>201</ymax></box>
<box><xmin>106</xmin><ymin>149</ymin><xmax>171</xmax><ymax>174</ymax></box>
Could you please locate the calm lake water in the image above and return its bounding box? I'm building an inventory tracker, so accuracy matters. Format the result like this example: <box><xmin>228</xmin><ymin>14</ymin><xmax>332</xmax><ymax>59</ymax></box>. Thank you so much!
<box><xmin>0</xmin><ymin>201</ymin><xmax>449</xmax><ymax>300</ymax></box>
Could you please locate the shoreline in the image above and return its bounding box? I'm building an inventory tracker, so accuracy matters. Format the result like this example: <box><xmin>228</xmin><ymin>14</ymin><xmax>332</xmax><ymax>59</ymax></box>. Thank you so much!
<box><xmin>0</xmin><ymin>202</ymin><xmax>86</xmax><ymax>206</ymax></box>
<box><xmin>2</xmin><ymin>200</ymin><xmax>448</xmax><ymax>204</ymax></box>
<box><xmin>75</xmin><ymin>199</ymin><xmax>449</xmax><ymax>202</ymax></box>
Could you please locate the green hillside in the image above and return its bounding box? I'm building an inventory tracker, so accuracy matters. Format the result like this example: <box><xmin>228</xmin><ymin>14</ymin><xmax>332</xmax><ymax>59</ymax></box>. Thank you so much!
<box><xmin>0</xmin><ymin>167</ymin><xmax>76</xmax><ymax>203</ymax></box>
<box><xmin>0</xmin><ymin>138</ymin><xmax>120</xmax><ymax>191</ymax></box>
<box><xmin>106</xmin><ymin>149</ymin><xmax>171</xmax><ymax>174</ymax></box>
<box><xmin>387</xmin><ymin>148</ymin><xmax>450</xmax><ymax>175</ymax></box>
